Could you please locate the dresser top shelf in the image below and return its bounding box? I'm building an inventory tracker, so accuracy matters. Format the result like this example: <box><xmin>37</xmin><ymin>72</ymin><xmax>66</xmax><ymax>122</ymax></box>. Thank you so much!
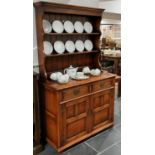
<box><xmin>34</xmin><ymin>2</ymin><xmax>104</xmax><ymax>16</ymax></box>
<box><xmin>44</xmin><ymin>72</ymin><xmax>115</xmax><ymax>90</ymax></box>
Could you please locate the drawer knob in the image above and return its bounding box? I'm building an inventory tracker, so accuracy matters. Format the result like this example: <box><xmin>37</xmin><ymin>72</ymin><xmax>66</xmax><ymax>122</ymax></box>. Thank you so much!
<box><xmin>73</xmin><ymin>88</ymin><xmax>80</xmax><ymax>95</ymax></box>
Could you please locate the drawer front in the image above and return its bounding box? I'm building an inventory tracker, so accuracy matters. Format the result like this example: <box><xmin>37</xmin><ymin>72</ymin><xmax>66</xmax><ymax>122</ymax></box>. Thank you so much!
<box><xmin>92</xmin><ymin>78</ymin><xmax>114</xmax><ymax>92</ymax></box>
<box><xmin>62</xmin><ymin>85</ymin><xmax>89</xmax><ymax>101</ymax></box>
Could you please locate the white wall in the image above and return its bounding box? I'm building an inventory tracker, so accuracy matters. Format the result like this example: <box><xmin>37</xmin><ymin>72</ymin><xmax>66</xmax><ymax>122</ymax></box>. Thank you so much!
<box><xmin>33</xmin><ymin>0</ymin><xmax>99</xmax><ymax>8</ymax></box>
<box><xmin>98</xmin><ymin>0</ymin><xmax>121</xmax><ymax>13</ymax></box>
<box><xmin>101</xmin><ymin>19</ymin><xmax>121</xmax><ymax>24</ymax></box>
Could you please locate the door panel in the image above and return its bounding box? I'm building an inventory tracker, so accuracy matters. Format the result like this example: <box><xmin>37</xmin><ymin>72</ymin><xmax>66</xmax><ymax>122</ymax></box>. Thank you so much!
<box><xmin>62</xmin><ymin>96</ymin><xmax>90</xmax><ymax>144</ymax></box>
<box><xmin>90</xmin><ymin>88</ymin><xmax>114</xmax><ymax>130</ymax></box>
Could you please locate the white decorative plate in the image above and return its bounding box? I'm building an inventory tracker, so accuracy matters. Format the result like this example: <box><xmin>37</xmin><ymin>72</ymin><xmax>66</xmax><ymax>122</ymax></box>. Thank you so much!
<box><xmin>43</xmin><ymin>41</ymin><xmax>53</xmax><ymax>55</ymax></box>
<box><xmin>43</xmin><ymin>19</ymin><xmax>52</xmax><ymax>33</ymax></box>
<box><xmin>84</xmin><ymin>40</ymin><xmax>93</xmax><ymax>51</ymax></box>
<box><xmin>54</xmin><ymin>41</ymin><xmax>65</xmax><ymax>54</ymax></box>
<box><xmin>64</xmin><ymin>20</ymin><xmax>74</xmax><ymax>33</ymax></box>
<box><xmin>74</xmin><ymin>21</ymin><xmax>84</xmax><ymax>33</ymax></box>
<box><xmin>52</xmin><ymin>20</ymin><xmax>64</xmax><ymax>33</ymax></box>
<box><xmin>75</xmin><ymin>40</ymin><xmax>84</xmax><ymax>52</ymax></box>
<box><xmin>84</xmin><ymin>21</ymin><xmax>93</xmax><ymax>33</ymax></box>
<box><xmin>65</xmin><ymin>40</ymin><xmax>75</xmax><ymax>53</ymax></box>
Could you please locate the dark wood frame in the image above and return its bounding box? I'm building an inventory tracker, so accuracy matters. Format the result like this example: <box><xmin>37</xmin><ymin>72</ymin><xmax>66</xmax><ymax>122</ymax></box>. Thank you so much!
<box><xmin>34</xmin><ymin>1</ymin><xmax>104</xmax><ymax>80</ymax></box>
<box><xmin>33</xmin><ymin>72</ymin><xmax>43</xmax><ymax>155</ymax></box>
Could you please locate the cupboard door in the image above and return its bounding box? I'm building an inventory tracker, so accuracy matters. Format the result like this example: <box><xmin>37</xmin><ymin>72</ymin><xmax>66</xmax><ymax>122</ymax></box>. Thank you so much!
<box><xmin>61</xmin><ymin>96</ymin><xmax>90</xmax><ymax>144</ymax></box>
<box><xmin>90</xmin><ymin>88</ymin><xmax>114</xmax><ymax>131</ymax></box>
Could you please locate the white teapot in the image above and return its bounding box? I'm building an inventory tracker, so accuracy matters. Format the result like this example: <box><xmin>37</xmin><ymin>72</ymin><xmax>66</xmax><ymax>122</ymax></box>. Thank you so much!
<box><xmin>64</xmin><ymin>65</ymin><xmax>78</xmax><ymax>78</ymax></box>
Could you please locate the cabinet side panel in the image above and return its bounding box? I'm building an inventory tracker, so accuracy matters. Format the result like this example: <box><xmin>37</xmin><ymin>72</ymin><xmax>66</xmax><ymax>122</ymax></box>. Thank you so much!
<box><xmin>44</xmin><ymin>88</ymin><xmax>59</xmax><ymax>147</ymax></box>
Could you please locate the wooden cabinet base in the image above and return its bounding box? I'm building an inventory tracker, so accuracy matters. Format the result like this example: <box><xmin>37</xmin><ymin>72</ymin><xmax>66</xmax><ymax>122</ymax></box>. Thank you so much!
<box><xmin>47</xmin><ymin>122</ymin><xmax>113</xmax><ymax>152</ymax></box>
<box><xmin>42</xmin><ymin>73</ymin><xmax>115</xmax><ymax>153</ymax></box>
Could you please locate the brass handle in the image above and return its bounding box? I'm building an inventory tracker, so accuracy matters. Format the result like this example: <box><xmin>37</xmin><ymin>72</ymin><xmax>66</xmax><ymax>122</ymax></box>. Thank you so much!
<box><xmin>73</xmin><ymin>88</ymin><xmax>80</xmax><ymax>95</ymax></box>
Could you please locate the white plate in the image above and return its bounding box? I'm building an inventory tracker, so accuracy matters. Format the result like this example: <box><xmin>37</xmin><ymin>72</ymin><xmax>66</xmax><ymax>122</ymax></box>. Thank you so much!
<box><xmin>64</xmin><ymin>20</ymin><xmax>74</xmax><ymax>33</ymax></box>
<box><xmin>65</xmin><ymin>40</ymin><xmax>75</xmax><ymax>53</ymax></box>
<box><xmin>75</xmin><ymin>40</ymin><xmax>84</xmax><ymax>52</ymax></box>
<box><xmin>54</xmin><ymin>41</ymin><xmax>65</xmax><ymax>54</ymax></box>
<box><xmin>52</xmin><ymin>20</ymin><xmax>64</xmax><ymax>33</ymax></box>
<box><xmin>72</xmin><ymin>75</ymin><xmax>89</xmax><ymax>80</ymax></box>
<box><xmin>74</xmin><ymin>21</ymin><xmax>84</xmax><ymax>33</ymax></box>
<box><xmin>84</xmin><ymin>40</ymin><xmax>93</xmax><ymax>51</ymax></box>
<box><xmin>43</xmin><ymin>19</ymin><xmax>52</xmax><ymax>33</ymax></box>
<box><xmin>43</xmin><ymin>41</ymin><xmax>53</xmax><ymax>55</ymax></box>
<box><xmin>84</xmin><ymin>21</ymin><xmax>93</xmax><ymax>33</ymax></box>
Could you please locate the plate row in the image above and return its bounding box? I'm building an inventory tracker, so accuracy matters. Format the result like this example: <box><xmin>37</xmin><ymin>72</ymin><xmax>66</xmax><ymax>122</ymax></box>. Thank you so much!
<box><xmin>44</xmin><ymin>39</ymin><xmax>93</xmax><ymax>55</ymax></box>
<box><xmin>43</xmin><ymin>19</ymin><xmax>93</xmax><ymax>34</ymax></box>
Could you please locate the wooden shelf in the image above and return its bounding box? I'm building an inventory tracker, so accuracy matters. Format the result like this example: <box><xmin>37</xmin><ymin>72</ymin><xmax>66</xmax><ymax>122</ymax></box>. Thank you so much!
<box><xmin>44</xmin><ymin>32</ymin><xmax>101</xmax><ymax>36</ymax></box>
<box><xmin>45</xmin><ymin>50</ymin><xmax>100</xmax><ymax>57</ymax></box>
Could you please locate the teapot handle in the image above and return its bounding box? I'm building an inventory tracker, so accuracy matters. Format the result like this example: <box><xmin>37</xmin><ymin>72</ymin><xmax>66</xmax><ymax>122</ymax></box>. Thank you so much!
<box><xmin>64</xmin><ymin>69</ymin><xmax>67</xmax><ymax>74</ymax></box>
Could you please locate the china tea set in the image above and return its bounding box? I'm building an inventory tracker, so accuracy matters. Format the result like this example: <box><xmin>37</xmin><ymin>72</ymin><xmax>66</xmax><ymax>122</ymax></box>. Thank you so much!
<box><xmin>50</xmin><ymin>65</ymin><xmax>101</xmax><ymax>84</ymax></box>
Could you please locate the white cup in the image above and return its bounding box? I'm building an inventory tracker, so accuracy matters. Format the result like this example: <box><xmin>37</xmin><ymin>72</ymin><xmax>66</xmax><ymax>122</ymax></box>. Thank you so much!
<box><xmin>76</xmin><ymin>72</ymin><xmax>84</xmax><ymax>77</ymax></box>
<box><xmin>82</xmin><ymin>66</ymin><xmax>90</xmax><ymax>74</ymax></box>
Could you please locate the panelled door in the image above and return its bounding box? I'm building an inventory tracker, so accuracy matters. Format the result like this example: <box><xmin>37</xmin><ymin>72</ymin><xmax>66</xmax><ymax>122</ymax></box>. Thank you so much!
<box><xmin>61</xmin><ymin>96</ymin><xmax>90</xmax><ymax>144</ymax></box>
<box><xmin>90</xmin><ymin>88</ymin><xmax>114</xmax><ymax>131</ymax></box>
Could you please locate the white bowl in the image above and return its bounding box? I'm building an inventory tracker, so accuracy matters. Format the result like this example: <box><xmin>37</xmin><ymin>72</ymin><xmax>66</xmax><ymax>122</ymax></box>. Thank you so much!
<box><xmin>52</xmin><ymin>20</ymin><xmax>64</xmax><ymax>33</ymax></box>
<box><xmin>57</xmin><ymin>74</ymin><xmax>69</xmax><ymax>84</ymax></box>
<box><xmin>84</xmin><ymin>21</ymin><xmax>93</xmax><ymax>33</ymax></box>
<box><xmin>84</xmin><ymin>40</ymin><xmax>93</xmax><ymax>51</ymax></box>
<box><xmin>64</xmin><ymin>20</ymin><xmax>74</xmax><ymax>33</ymax></box>
<box><xmin>50</xmin><ymin>72</ymin><xmax>62</xmax><ymax>81</ymax></box>
<box><xmin>74</xmin><ymin>21</ymin><xmax>84</xmax><ymax>33</ymax></box>
<box><xmin>54</xmin><ymin>41</ymin><xmax>65</xmax><ymax>54</ymax></box>
<box><xmin>65</xmin><ymin>40</ymin><xmax>75</xmax><ymax>53</ymax></box>
<box><xmin>43</xmin><ymin>41</ymin><xmax>53</xmax><ymax>55</ymax></box>
<box><xmin>43</xmin><ymin>19</ymin><xmax>52</xmax><ymax>33</ymax></box>
<box><xmin>90</xmin><ymin>69</ymin><xmax>101</xmax><ymax>76</ymax></box>
<box><xmin>75</xmin><ymin>40</ymin><xmax>84</xmax><ymax>52</ymax></box>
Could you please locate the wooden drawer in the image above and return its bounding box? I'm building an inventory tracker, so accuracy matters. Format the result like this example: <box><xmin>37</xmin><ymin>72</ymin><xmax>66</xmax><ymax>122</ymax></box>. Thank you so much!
<box><xmin>62</xmin><ymin>85</ymin><xmax>89</xmax><ymax>101</ymax></box>
<box><xmin>92</xmin><ymin>78</ymin><xmax>114</xmax><ymax>92</ymax></box>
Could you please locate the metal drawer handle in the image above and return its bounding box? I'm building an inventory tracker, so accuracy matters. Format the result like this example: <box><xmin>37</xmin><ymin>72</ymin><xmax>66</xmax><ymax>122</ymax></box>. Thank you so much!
<box><xmin>73</xmin><ymin>88</ymin><xmax>80</xmax><ymax>95</ymax></box>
